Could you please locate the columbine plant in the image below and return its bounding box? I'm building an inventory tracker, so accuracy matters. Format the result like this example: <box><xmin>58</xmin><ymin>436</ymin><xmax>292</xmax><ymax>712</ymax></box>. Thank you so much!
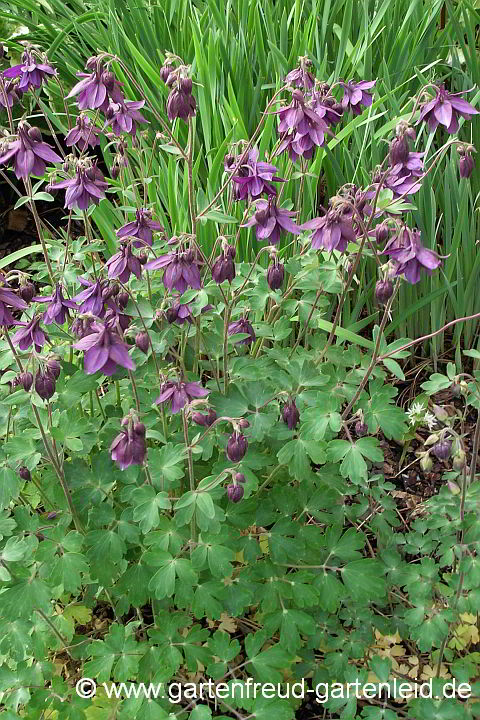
<box><xmin>0</xmin><ymin>44</ymin><xmax>479</xmax><ymax>720</ymax></box>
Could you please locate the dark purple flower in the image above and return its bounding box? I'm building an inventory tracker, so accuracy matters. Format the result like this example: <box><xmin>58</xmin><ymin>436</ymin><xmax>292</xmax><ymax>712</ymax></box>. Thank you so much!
<box><xmin>267</xmin><ymin>261</ymin><xmax>284</xmax><ymax>291</ymax></box>
<box><xmin>0</xmin><ymin>123</ymin><xmax>62</xmax><ymax>179</ymax></box>
<box><xmin>375</xmin><ymin>279</ymin><xmax>394</xmax><ymax>303</ymax></box>
<box><xmin>13</xmin><ymin>315</ymin><xmax>49</xmax><ymax>352</ymax></box>
<box><xmin>388</xmin><ymin>123</ymin><xmax>417</xmax><ymax>167</ymax></box>
<box><xmin>417</xmin><ymin>85</ymin><xmax>479</xmax><ymax>134</ymax></box>
<box><xmin>432</xmin><ymin>439</ymin><xmax>452</xmax><ymax>460</ymax></box>
<box><xmin>35</xmin><ymin>370</ymin><xmax>55</xmax><ymax>400</ymax></box>
<box><xmin>45</xmin><ymin>355</ymin><xmax>61</xmax><ymax>379</ymax></box>
<box><xmin>459</xmin><ymin>146</ymin><xmax>475</xmax><ymax>179</ymax></box>
<box><xmin>73</xmin><ymin>277</ymin><xmax>108</xmax><ymax>316</ymax></box>
<box><xmin>0</xmin><ymin>274</ymin><xmax>28</xmax><ymax>327</ymax></box>
<box><xmin>34</xmin><ymin>284</ymin><xmax>77</xmax><ymax>325</ymax></box>
<box><xmin>49</xmin><ymin>164</ymin><xmax>108</xmax><ymax>211</ymax></box>
<box><xmin>285</xmin><ymin>58</ymin><xmax>315</xmax><ymax>90</ymax></box>
<box><xmin>166</xmin><ymin>299</ymin><xmax>193</xmax><ymax>325</ymax></box>
<box><xmin>227</xmin><ymin>484</ymin><xmax>244</xmax><ymax>503</ymax></box>
<box><xmin>311</xmin><ymin>88</ymin><xmax>344</xmax><ymax>126</ymax></box>
<box><xmin>15</xmin><ymin>371</ymin><xmax>33</xmax><ymax>391</ymax></box>
<box><xmin>275</xmin><ymin>90</ymin><xmax>332</xmax><ymax>161</ymax></box>
<box><xmin>155</xmin><ymin>379</ymin><xmax>210</xmax><ymax>414</ymax></box>
<box><xmin>135</xmin><ymin>331</ymin><xmax>149</xmax><ymax>354</ymax></box>
<box><xmin>339</xmin><ymin>80</ymin><xmax>376</xmax><ymax>115</ymax></box>
<box><xmin>110</xmin><ymin>421</ymin><xmax>146</xmax><ymax>470</ymax></box>
<box><xmin>232</xmin><ymin>147</ymin><xmax>285</xmax><ymax>200</ymax></box>
<box><xmin>106</xmin><ymin>241</ymin><xmax>142</xmax><ymax>282</ymax></box>
<box><xmin>145</xmin><ymin>249</ymin><xmax>202</xmax><ymax>294</ymax></box>
<box><xmin>282</xmin><ymin>399</ymin><xmax>300</xmax><ymax>430</ymax></box>
<box><xmin>66</xmin><ymin>63</ymin><xmax>123</xmax><ymax>111</ymax></box>
<box><xmin>241</xmin><ymin>198</ymin><xmax>301</xmax><ymax>245</ymax></box>
<box><xmin>212</xmin><ymin>245</ymin><xmax>236</xmax><ymax>284</ymax></box>
<box><xmin>355</xmin><ymin>421</ymin><xmax>368</xmax><ymax>437</ymax></box>
<box><xmin>160</xmin><ymin>63</ymin><xmax>174</xmax><ymax>83</ymax></box>
<box><xmin>226</xmin><ymin>431</ymin><xmax>248</xmax><ymax>462</ymax></box>
<box><xmin>228</xmin><ymin>317</ymin><xmax>256</xmax><ymax>346</ymax></box>
<box><xmin>0</xmin><ymin>80</ymin><xmax>22</xmax><ymax>109</ymax></box>
<box><xmin>19</xmin><ymin>282</ymin><xmax>35</xmax><ymax>303</ymax></box>
<box><xmin>105</xmin><ymin>99</ymin><xmax>148</xmax><ymax>137</ymax></box>
<box><xmin>166</xmin><ymin>86</ymin><xmax>196</xmax><ymax>122</ymax></box>
<box><xmin>65</xmin><ymin>114</ymin><xmax>102</xmax><ymax>151</ymax></box>
<box><xmin>3</xmin><ymin>49</ymin><xmax>55</xmax><ymax>91</ymax></box>
<box><xmin>18</xmin><ymin>466</ymin><xmax>31</xmax><ymax>481</ymax></box>
<box><xmin>383</xmin><ymin>227</ymin><xmax>442</xmax><ymax>284</ymax></box>
<box><xmin>73</xmin><ymin>320</ymin><xmax>135</xmax><ymax>375</ymax></box>
<box><xmin>302</xmin><ymin>204</ymin><xmax>356</xmax><ymax>252</ymax></box>
<box><xmin>116</xmin><ymin>208</ymin><xmax>164</xmax><ymax>248</ymax></box>
<box><xmin>192</xmin><ymin>409</ymin><xmax>217</xmax><ymax>427</ymax></box>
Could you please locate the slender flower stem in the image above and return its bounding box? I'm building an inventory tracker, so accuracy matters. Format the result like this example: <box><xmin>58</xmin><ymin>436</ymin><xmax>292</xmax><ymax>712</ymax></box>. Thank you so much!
<box><xmin>288</xmin><ymin>289</ymin><xmax>323</xmax><ymax>359</ymax></box>
<box><xmin>182</xmin><ymin>409</ymin><xmax>196</xmax><ymax>545</ymax></box>
<box><xmin>4</xmin><ymin>329</ymin><xmax>84</xmax><ymax>533</ymax></box>
<box><xmin>24</xmin><ymin>178</ymin><xmax>55</xmax><ymax>284</ymax></box>
<box><xmin>341</xmin><ymin>278</ymin><xmax>401</xmax><ymax>420</ymax></box>
<box><xmin>223</xmin><ymin>302</ymin><xmax>232</xmax><ymax>394</ymax></box>
<box><xmin>187</xmin><ymin>116</ymin><xmax>197</xmax><ymax>235</ymax></box>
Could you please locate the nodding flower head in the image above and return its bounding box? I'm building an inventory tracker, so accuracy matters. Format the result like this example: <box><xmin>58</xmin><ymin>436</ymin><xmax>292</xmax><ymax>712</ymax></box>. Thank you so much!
<box><xmin>66</xmin><ymin>59</ymin><xmax>124</xmax><ymax>111</ymax></box>
<box><xmin>0</xmin><ymin>122</ymin><xmax>62</xmax><ymax>179</ymax></box>
<box><xmin>145</xmin><ymin>248</ymin><xmax>202</xmax><ymax>294</ymax></box>
<box><xmin>241</xmin><ymin>198</ymin><xmax>301</xmax><ymax>245</ymax></box>
<box><xmin>383</xmin><ymin>226</ymin><xmax>443</xmax><ymax>284</ymax></box>
<box><xmin>417</xmin><ymin>84</ymin><xmax>479</xmax><ymax>134</ymax></box>
<box><xmin>3</xmin><ymin>48</ymin><xmax>55</xmax><ymax>92</ymax></box>
<box><xmin>155</xmin><ymin>379</ymin><xmax>210</xmax><ymax>414</ymax></box>
<box><xmin>49</xmin><ymin>161</ymin><xmax>108</xmax><ymax>211</ymax></box>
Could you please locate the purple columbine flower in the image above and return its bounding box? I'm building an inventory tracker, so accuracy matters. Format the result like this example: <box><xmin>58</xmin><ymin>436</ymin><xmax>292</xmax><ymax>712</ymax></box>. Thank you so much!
<box><xmin>212</xmin><ymin>244</ymin><xmax>236</xmax><ymax>284</ymax></box>
<box><xmin>13</xmin><ymin>315</ymin><xmax>49</xmax><ymax>352</ymax></box>
<box><xmin>282</xmin><ymin>399</ymin><xmax>300</xmax><ymax>430</ymax></box>
<box><xmin>105</xmin><ymin>100</ymin><xmax>148</xmax><ymax>137</ymax></box>
<box><xmin>267</xmin><ymin>260</ymin><xmax>285</xmax><ymax>291</ymax></box>
<box><xmin>166</xmin><ymin>75</ymin><xmax>196</xmax><ymax>122</ymax></box>
<box><xmin>50</xmin><ymin>163</ymin><xmax>108</xmax><ymax>210</ymax></box>
<box><xmin>226</xmin><ymin>431</ymin><xmax>248</xmax><ymax>462</ymax></box>
<box><xmin>34</xmin><ymin>284</ymin><xmax>77</xmax><ymax>325</ymax></box>
<box><xmin>339</xmin><ymin>79</ymin><xmax>376</xmax><ymax>115</ymax></box>
<box><xmin>110</xmin><ymin>420</ymin><xmax>146</xmax><ymax>470</ymax></box>
<box><xmin>155</xmin><ymin>379</ymin><xmax>210</xmax><ymax>414</ymax></box>
<box><xmin>232</xmin><ymin>147</ymin><xmax>285</xmax><ymax>200</ymax></box>
<box><xmin>458</xmin><ymin>145</ymin><xmax>475</xmax><ymax>179</ymax></box>
<box><xmin>0</xmin><ymin>123</ymin><xmax>62</xmax><ymax>179</ymax></box>
<box><xmin>301</xmin><ymin>203</ymin><xmax>356</xmax><ymax>252</ymax></box>
<box><xmin>383</xmin><ymin>227</ymin><xmax>443</xmax><ymax>284</ymax></box>
<box><xmin>73</xmin><ymin>277</ymin><xmax>109</xmax><ymax>316</ymax></box>
<box><xmin>3</xmin><ymin>49</ymin><xmax>55</xmax><ymax>91</ymax></box>
<box><xmin>0</xmin><ymin>80</ymin><xmax>22</xmax><ymax>108</ymax></box>
<box><xmin>417</xmin><ymin>84</ymin><xmax>479</xmax><ymax>134</ymax></box>
<box><xmin>311</xmin><ymin>87</ymin><xmax>344</xmax><ymax>126</ymax></box>
<box><xmin>35</xmin><ymin>370</ymin><xmax>56</xmax><ymax>400</ymax></box>
<box><xmin>106</xmin><ymin>241</ymin><xmax>142</xmax><ymax>282</ymax></box>
<box><xmin>275</xmin><ymin>89</ymin><xmax>332</xmax><ymax>162</ymax></box>
<box><xmin>228</xmin><ymin>317</ymin><xmax>256</xmax><ymax>346</ymax></box>
<box><xmin>0</xmin><ymin>274</ymin><xmax>28</xmax><ymax>327</ymax></box>
<box><xmin>116</xmin><ymin>208</ymin><xmax>164</xmax><ymax>248</ymax></box>
<box><xmin>66</xmin><ymin>61</ymin><xmax>124</xmax><ymax>111</ymax></box>
<box><xmin>65</xmin><ymin>114</ymin><xmax>102</xmax><ymax>151</ymax></box>
<box><xmin>73</xmin><ymin>319</ymin><xmax>135</xmax><ymax>375</ymax></box>
<box><xmin>145</xmin><ymin>249</ymin><xmax>202</xmax><ymax>294</ymax></box>
<box><xmin>227</xmin><ymin>484</ymin><xmax>244</xmax><ymax>503</ymax></box>
<box><xmin>241</xmin><ymin>198</ymin><xmax>301</xmax><ymax>245</ymax></box>
<box><xmin>192</xmin><ymin>409</ymin><xmax>217</xmax><ymax>427</ymax></box>
<box><xmin>285</xmin><ymin>57</ymin><xmax>315</xmax><ymax>90</ymax></box>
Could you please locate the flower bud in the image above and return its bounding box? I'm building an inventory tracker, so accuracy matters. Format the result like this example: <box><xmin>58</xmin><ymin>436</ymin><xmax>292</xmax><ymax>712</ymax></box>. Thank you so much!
<box><xmin>420</xmin><ymin>453</ymin><xmax>433</xmax><ymax>472</ymax></box>
<box><xmin>282</xmin><ymin>399</ymin><xmax>300</xmax><ymax>430</ymax></box>
<box><xmin>459</xmin><ymin>152</ymin><xmax>475</xmax><ymax>179</ymax></box>
<box><xmin>432</xmin><ymin>439</ymin><xmax>452</xmax><ymax>460</ymax></box>
<box><xmin>238</xmin><ymin>418</ymin><xmax>250</xmax><ymax>429</ymax></box>
<box><xmin>139</xmin><ymin>252</ymin><xmax>148</xmax><ymax>265</ymax></box>
<box><xmin>447</xmin><ymin>480</ymin><xmax>461</xmax><ymax>495</ymax></box>
<box><xmin>452</xmin><ymin>449</ymin><xmax>466</xmax><ymax>470</ymax></box>
<box><xmin>180</xmin><ymin>76</ymin><xmax>192</xmax><ymax>94</ymax></box>
<box><xmin>226</xmin><ymin>431</ymin><xmax>248</xmax><ymax>462</ymax></box>
<box><xmin>117</xmin><ymin>291</ymin><xmax>129</xmax><ymax>310</ymax></box>
<box><xmin>160</xmin><ymin>63</ymin><xmax>174</xmax><ymax>83</ymax></box>
<box><xmin>45</xmin><ymin>356</ymin><xmax>61</xmax><ymax>379</ymax></box>
<box><xmin>18</xmin><ymin>466</ymin><xmax>31</xmax><ymax>481</ymax></box>
<box><xmin>354</xmin><ymin>420</ymin><xmax>368</xmax><ymax>437</ymax></box>
<box><xmin>227</xmin><ymin>483</ymin><xmax>244</xmax><ymax>503</ymax></box>
<box><xmin>234</xmin><ymin>472</ymin><xmax>245</xmax><ymax>483</ymax></box>
<box><xmin>375</xmin><ymin>221</ymin><xmax>389</xmax><ymax>244</ymax></box>
<box><xmin>135</xmin><ymin>331</ymin><xmax>149</xmax><ymax>354</ymax></box>
<box><xmin>451</xmin><ymin>382</ymin><xmax>461</xmax><ymax>398</ymax></box>
<box><xmin>389</xmin><ymin>135</ymin><xmax>409</xmax><ymax>166</ymax></box>
<box><xmin>375</xmin><ymin>280</ymin><xmax>393</xmax><ymax>304</ymax></box>
<box><xmin>192</xmin><ymin>409</ymin><xmax>217</xmax><ymax>427</ymax></box>
<box><xmin>18</xmin><ymin>371</ymin><xmax>33</xmax><ymax>391</ymax></box>
<box><xmin>111</xmin><ymin>163</ymin><xmax>120</xmax><ymax>180</ymax></box>
<box><xmin>267</xmin><ymin>261</ymin><xmax>285</xmax><ymax>291</ymax></box>
<box><xmin>432</xmin><ymin>404</ymin><xmax>448</xmax><ymax>422</ymax></box>
<box><xmin>19</xmin><ymin>282</ymin><xmax>35</xmax><ymax>303</ymax></box>
<box><xmin>134</xmin><ymin>422</ymin><xmax>146</xmax><ymax>436</ymax></box>
<box><xmin>35</xmin><ymin>370</ymin><xmax>56</xmax><ymax>400</ymax></box>
<box><xmin>292</xmin><ymin>89</ymin><xmax>304</xmax><ymax>103</ymax></box>
<box><xmin>166</xmin><ymin>72</ymin><xmax>176</xmax><ymax>88</ymax></box>
<box><xmin>47</xmin><ymin>511</ymin><xmax>58</xmax><ymax>519</ymax></box>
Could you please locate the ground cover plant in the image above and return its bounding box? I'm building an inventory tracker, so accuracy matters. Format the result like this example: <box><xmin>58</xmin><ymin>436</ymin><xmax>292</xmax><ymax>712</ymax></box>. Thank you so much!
<box><xmin>0</xmin><ymin>4</ymin><xmax>480</xmax><ymax>720</ymax></box>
